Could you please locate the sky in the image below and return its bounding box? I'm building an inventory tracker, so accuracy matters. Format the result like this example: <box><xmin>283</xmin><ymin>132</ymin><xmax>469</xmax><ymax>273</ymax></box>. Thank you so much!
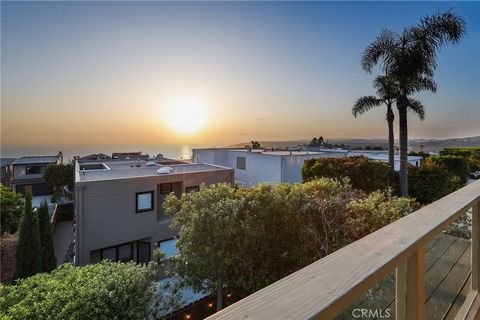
<box><xmin>1</xmin><ymin>1</ymin><xmax>479</xmax><ymax>153</ymax></box>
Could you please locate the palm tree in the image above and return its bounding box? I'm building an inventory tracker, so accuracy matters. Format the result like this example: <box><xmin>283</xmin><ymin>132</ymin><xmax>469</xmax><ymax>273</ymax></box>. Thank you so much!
<box><xmin>361</xmin><ymin>11</ymin><xmax>465</xmax><ymax>196</ymax></box>
<box><xmin>353</xmin><ymin>75</ymin><xmax>425</xmax><ymax>186</ymax></box>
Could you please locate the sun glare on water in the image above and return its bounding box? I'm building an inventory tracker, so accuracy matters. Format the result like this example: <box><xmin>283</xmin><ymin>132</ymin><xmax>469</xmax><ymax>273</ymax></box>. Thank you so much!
<box><xmin>163</xmin><ymin>98</ymin><xmax>209</xmax><ymax>135</ymax></box>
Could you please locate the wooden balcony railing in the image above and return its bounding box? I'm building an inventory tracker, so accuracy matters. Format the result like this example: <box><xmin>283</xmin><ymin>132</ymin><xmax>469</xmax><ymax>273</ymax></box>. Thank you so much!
<box><xmin>207</xmin><ymin>180</ymin><xmax>480</xmax><ymax>320</ymax></box>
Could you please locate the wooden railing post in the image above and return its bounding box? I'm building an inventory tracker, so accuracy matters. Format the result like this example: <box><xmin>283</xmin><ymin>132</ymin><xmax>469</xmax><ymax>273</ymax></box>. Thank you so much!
<box><xmin>472</xmin><ymin>201</ymin><xmax>480</xmax><ymax>291</ymax></box>
<box><xmin>396</xmin><ymin>245</ymin><xmax>425</xmax><ymax>320</ymax></box>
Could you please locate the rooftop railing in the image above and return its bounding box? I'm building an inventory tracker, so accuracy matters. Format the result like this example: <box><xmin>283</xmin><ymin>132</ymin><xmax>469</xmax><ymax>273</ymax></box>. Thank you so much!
<box><xmin>207</xmin><ymin>180</ymin><xmax>480</xmax><ymax>320</ymax></box>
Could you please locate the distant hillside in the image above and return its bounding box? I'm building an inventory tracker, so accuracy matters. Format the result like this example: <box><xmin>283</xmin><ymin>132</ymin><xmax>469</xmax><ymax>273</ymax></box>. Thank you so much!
<box><xmin>229</xmin><ymin>136</ymin><xmax>480</xmax><ymax>152</ymax></box>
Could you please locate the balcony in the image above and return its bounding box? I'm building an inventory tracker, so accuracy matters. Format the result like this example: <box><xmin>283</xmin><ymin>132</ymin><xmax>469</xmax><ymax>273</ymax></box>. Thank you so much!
<box><xmin>207</xmin><ymin>180</ymin><xmax>480</xmax><ymax>319</ymax></box>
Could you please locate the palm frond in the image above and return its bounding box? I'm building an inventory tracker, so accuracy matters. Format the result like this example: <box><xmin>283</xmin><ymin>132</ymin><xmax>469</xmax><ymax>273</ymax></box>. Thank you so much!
<box><xmin>407</xmin><ymin>98</ymin><xmax>426</xmax><ymax>120</ymax></box>
<box><xmin>361</xmin><ymin>29</ymin><xmax>398</xmax><ymax>73</ymax></box>
<box><xmin>352</xmin><ymin>96</ymin><xmax>382</xmax><ymax>117</ymax></box>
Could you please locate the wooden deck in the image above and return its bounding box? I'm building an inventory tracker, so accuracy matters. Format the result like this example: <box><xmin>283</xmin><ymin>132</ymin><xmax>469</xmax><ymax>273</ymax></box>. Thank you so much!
<box><xmin>340</xmin><ymin>233</ymin><xmax>472</xmax><ymax>319</ymax></box>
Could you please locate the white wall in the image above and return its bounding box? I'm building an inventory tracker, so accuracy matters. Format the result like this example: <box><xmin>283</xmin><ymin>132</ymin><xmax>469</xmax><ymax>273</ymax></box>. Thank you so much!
<box><xmin>281</xmin><ymin>153</ymin><xmax>346</xmax><ymax>183</ymax></box>
<box><xmin>193</xmin><ymin>149</ymin><xmax>347</xmax><ymax>185</ymax></box>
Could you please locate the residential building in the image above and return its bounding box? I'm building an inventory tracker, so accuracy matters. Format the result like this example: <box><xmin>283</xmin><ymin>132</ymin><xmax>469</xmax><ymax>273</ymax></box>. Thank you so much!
<box><xmin>7</xmin><ymin>153</ymin><xmax>62</xmax><ymax>196</ymax></box>
<box><xmin>0</xmin><ymin>158</ymin><xmax>16</xmax><ymax>186</ymax></box>
<box><xmin>74</xmin><ymin>158</ymin><xmax>234</xmax><ymax>266</ymax></box>
<box><xmin>192</xmin><ymin>148</ymin><xmax>347</xmax><ymax>185</ymax></box>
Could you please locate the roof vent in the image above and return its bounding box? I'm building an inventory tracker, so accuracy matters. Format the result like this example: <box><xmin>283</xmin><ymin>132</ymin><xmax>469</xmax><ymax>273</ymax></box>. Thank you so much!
<box><xmin>156</xmin><ymin>167</ymin><xmax>172</xmax><ymax>174</ymax></box>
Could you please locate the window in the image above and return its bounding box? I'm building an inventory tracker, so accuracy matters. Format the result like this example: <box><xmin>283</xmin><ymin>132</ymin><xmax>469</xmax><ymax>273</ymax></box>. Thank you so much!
<box><xmin>158</xmin><ymin>239</ymin><xmax>178</xmax><ymax>258</ymax></box>
<box><xmin>137</xmin><ymin>241</ymin><xmax>151</xmax><ymax>263</ymax></box>
<box><xmin>185</xmin><ymin>186</ymin><xmax>199</xmax><ymax>193</ymax></box>
<box><xmin>236</xmin><ymin>156</ymin><xmax>246</xmax><ymax>170</ymax></box>
<box><xmin>100</xmin><ymin>242</ymin><xmax>133</xmax><ymax>262</ymax></box>
<box><xmin>25</xmin><ymin>165</ymin><xmax>46</xmax><ymax>175</ymax></box>
<box><xmin>160</xmin><ymin>183</ymin><xmax>173</xmax><ymax>194</ymax></box>
<box><xmin>136</xmin><ymin>191</ymin><xmax>154</xmax><ymax>212</ymax></box>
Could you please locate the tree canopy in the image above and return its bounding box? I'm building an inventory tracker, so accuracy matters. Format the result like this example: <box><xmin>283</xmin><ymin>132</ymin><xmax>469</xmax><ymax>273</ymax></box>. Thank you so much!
<box><xmin>163</xmin><ymin>180</ymin><xmax>416</xmax><ymax>310</ymax></box>
<box><xmin>0</xmin><ymin>184</ymin><xmax>24</xmax><ymax>235</ymax></box>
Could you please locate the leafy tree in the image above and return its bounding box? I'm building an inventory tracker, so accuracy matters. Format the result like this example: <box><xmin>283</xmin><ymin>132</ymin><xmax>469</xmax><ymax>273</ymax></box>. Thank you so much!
<box><xmin>1</xmin><ymin>261</ymin><xmax>156</xmax><ymax>320</ymax></box>
<box><xmin>0</xmin><ymin>184</ymin><xmax>24</xmax><ymax>235</ymax></box>
<box><xmin>302</xmin><ymin>156</ymin><xmax>389</xmax><ymax>192</ymax></box>
<box><xmin>353</xmin><ymin>75</ymin><xmax>424</xmax><ymax>186</ymax></box>
<box><xmin>14</xmin><ymin>187</ymin><xmax>42</xmax><ymax>279</ymax></box>
<box><xmin>43</xmin><ymin>164</ymin><xmax>74</xmax><ymax>197</ymax></box>
<box><xmin>310</xmin><ymin>137</ymin><xmax>319</xmax><ymax>147</ymax></box>
<box><xmin>163</xmin><ymin>180</ymin><xmax>415</xmax><ymax>311</ymax></box>
<box><xmin>250</xmin><ymin>141</ymin><xmax>261</xmax><ymax>149</ymax></box>
<box><xmin>38</xmin><ymin>200</ymin><xmax>56</xmax><ymax>272</ymax></box>
<box><xmin>426</xmin><ymin>155</ymin><xmax>469</xmax><ymax>184</ymax></box>
<box><xmin>361</xmin><ymin>11</ymin><xmax>466</xmax><ymax>196</ymax></box>
<box><xmin>318</xmin><ymin>136</ymin><xmax>324</xmax><ymax>146</ymax></box>
<box><xmin>408</xmin><ymin>162</ymin><xmax>461</xmax><ymax>204</ymax></box>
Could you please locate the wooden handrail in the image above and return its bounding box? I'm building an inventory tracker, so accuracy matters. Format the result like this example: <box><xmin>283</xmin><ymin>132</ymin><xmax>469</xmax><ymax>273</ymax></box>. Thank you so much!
<box><xmin>207</xmin><ymin>180</ymin><xmax>480</xmax><ymax>320</ymax></box>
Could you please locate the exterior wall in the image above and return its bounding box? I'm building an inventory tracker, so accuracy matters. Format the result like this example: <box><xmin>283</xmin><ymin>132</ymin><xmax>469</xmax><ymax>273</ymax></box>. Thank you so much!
<box><xmin>193</xmin><ymin>149</ymin><xmax>347</xmax><ymax>185</ymax></box>
<box><xmin>75</xmin><ymin>169</ymin><xmax>233</xmax><ymax>266</ymax></box>
<box><xmin>227</xmin><ymin>151</ymin><xmax>282</xmax><ymax>185</ymax></box>
<box><xmin>12</xmin><ymin>164</ymin><xmax>46</xmax><ymax>182</ymax></box>
<box><xmin>193</xmin><ymin>149</ymin><xmax>282</xmax><ymax>185</ymax></box>
<box><xmin>281</xmin><ymin>153</ymin><xmax>346</xmax><ymax>183</ymax></box>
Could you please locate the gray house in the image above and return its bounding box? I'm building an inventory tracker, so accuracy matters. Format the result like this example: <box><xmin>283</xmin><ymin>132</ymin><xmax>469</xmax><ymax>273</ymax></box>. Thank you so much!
<box><xmin>74</xmin><ymin>159</ymin><xmax>234</xmax><ymax>266</ymax></box>
<box><xmin>8</xmin><ymin>154</ymin><xmax>62</xmax><ymax>196</ymax></box>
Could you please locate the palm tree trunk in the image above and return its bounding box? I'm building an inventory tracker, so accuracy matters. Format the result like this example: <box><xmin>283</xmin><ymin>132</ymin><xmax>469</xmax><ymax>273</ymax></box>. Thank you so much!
<box><xmin>217</xmin><ymin>287</ymin><xmax>223</xmax><ymax>311</ymax></box>
<box><xmin>398</xmin><ymin>100</ymin><xmax>409</xmax><ymax>196</ymax></box>
<box><xmin>386</xmin><ymin>105</ymin><xmax>395</xmax><ymax>186</ymax></box>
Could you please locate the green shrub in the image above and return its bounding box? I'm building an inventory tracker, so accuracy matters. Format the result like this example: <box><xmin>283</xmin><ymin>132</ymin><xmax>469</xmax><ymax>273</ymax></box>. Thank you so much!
<box><xmin>440</xmin><ymin>147</ymin><xmax>480</xmax><ymax>172</ymax></box>
<box><xmin>426</xmin><ymin>155</ymin><xmax>469</xmax><ymax>183</ymax></box>
<box><xmin>346</xmin><ymin>189</ymin><xmax>418</xmax><ymax>240</ymax></box>
<box><xmin>408</xmin><ymin>162</ymin><xmax>461</xmax><ymax>204</ymax></box>
<box><xmin>302</xmin><ymin>156</ymin><xmax>389</xmax><ymax>192</ymax></box>
<box><xmin>0</xmin><ymin>184</ymin><xmax>23</xmax><ymax>235</ymax></box>
<box><xmin>1</xmin><ymin>261</ymin><xmax>156</xmax><ymax>320</ymax></box>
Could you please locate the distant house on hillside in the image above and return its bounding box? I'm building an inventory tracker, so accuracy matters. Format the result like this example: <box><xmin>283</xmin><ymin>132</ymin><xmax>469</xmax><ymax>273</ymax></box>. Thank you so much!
<box><xmin>75</xmin><ymin>153</ymin><xmax>111</xmax><ymax>162</ymax></box>
<box><xmin>6</xmin><ymin>152</ymin><xmax>62</xmax><ymax>196</ymax></box>
<box><xmin>192</xmin><ymin>148</ymin><xmax>347</xmax><ymax>185</ymax></box>
<box><xmin>112</xmin><ymin>152</ymin><xmax>150</xmax><ymax>160</ymax></box>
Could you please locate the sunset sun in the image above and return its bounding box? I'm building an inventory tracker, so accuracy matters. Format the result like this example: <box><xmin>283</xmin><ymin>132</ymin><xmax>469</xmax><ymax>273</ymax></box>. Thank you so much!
<box><xmin>164</xmin><ymin>98</ymin><xmax>209</xmax><ymax>135</ymax></box>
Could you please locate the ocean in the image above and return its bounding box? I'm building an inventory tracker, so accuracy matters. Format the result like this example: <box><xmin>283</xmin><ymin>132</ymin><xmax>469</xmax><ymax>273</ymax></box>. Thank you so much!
<box><xmin>0</xmin><ymin>144</ymin><xmax>213</xmax><ymax>162</ymax></box>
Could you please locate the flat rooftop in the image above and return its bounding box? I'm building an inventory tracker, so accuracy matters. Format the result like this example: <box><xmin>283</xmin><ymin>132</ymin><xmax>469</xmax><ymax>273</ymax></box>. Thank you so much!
<box><xmin>76</xmin><ymin>160</ymin><xmax>231</xmax><ymax>183</ymax></box>
<box><xmin>12</xmin><ymin>156</ymin><xmax>59</xmax><ymax>165</ymax></box>
<box><xmin>194</xmin><ymin>148</ymin><xmax>343</xmax><ymax>157</ymax></box>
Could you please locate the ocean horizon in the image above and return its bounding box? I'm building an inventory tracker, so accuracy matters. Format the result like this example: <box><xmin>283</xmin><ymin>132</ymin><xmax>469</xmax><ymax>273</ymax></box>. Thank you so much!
<box><xmin>0</xmin><ymin>144</ymin><xmax>218</xmax><ymax>161</ymax></box>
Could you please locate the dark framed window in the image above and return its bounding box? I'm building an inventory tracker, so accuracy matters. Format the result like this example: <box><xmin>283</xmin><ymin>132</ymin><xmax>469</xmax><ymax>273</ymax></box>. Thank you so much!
<box><xmin>236</xmin><ymin>156</ymin><xmax>246</xmax><ymax>170</ymax></box>
<box><xmin>185</xmin><ymin>186</ymin><xmax>200</xmax><ymax>193</ymax></box>
<box><xmin>136</xmin><ymin>191</ymin><xmax>154</xmax><ymax>213</ymax></box>
<box><xmin>137</xmin><ymin>241</ymin><xmax>151</xmax><ymax>263</ymax></box>
<box><xmin>160</xmin><ymin>183</ymin><xmax>173</xmax><ymax>194</ymax></box>
<box><xmin>25</xmin><ymin>165</ymin><xmax>46</xmax><ymax>175</ymax></box>
<box><xmin>100</xmin><ymin>242</ymin><xmax>134</xmax><ymax>262</ymax></box>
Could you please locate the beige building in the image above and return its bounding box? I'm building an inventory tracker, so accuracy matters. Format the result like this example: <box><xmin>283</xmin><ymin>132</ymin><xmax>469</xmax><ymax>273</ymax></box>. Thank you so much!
<box><xmin>74</xmin><ymin>159</ymin><xmax>233</xmax><ymax>266</ymax></box>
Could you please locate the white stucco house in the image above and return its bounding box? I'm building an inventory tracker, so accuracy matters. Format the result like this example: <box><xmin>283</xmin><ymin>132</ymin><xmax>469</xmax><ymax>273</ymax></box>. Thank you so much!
<box><xmin>192</xmin><ymin>148</ymin><xmax>347</xmax><ymax>185</ymax></box>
